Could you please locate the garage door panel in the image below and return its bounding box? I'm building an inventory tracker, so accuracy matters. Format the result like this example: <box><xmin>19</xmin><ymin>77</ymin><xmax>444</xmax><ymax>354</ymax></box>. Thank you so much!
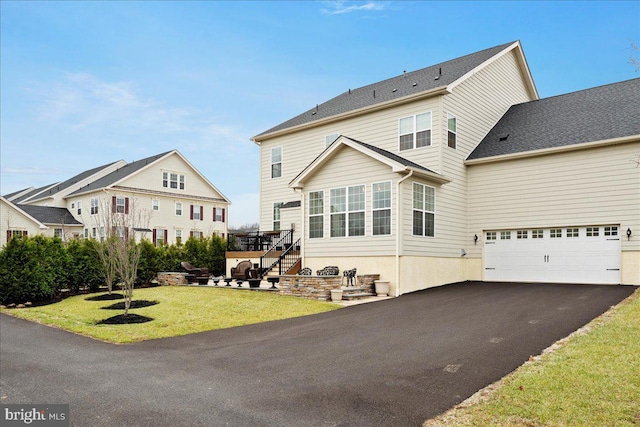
<box><xmin>484</xmin><ymin>226</ymin><xmax>621</xmax><ymax>284</ymax></box>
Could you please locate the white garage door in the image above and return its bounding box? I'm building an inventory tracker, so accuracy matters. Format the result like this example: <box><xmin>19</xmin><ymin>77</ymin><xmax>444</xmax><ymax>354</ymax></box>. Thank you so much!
<box><xmin>484</xmin><ymin>225</ymin><xmax>621</xmax><ymax>284</ymax></box>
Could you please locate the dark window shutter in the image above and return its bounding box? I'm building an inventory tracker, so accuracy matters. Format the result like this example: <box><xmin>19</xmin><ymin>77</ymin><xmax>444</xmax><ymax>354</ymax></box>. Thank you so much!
<box><xmin>190</xmin><ymin>231</ymin><xmax>194</xmax><ymax>238</ymax></box>
<box><xmin>153</xmin><ymin>229</ymin><xmax>157</xmax><ymax>245</ymax></box>
<box><xmin>190</xmin><ymin>205</ymin><xmax>194</xmax><ymax>220</ymax></box>
<box><xmin>199</xmin><ymin>206</ymin><xmax>204</xmax><ymax>221</ymax></box>
<box><xmin>6</xmin><ymin>230</ymin><xmax>11</xmax><ymax>242</ymax></box>
<box><xmin>222</xmin><ymin>208</ymin><xmax>225</xmax><ymax>223</ymax></box>
<box><xmin>112</xmin><ymin>196</ymin><xmax>117</xmax><ymax>213</ymax></box>
<box><xmin>125</xmin><ymin>227</ymin><xmax>129</xmax><ymax>241</ymax></box>
<box><xmin>222</xmin><ymin>233</ymin><xmax>225</xmax><ymax>240</ymax></box>
<box><xmin>164</xmin><ymin>229</ymin><xmax>168</xmax><ymax>243</ymax></box>
<box><xmin>23</xmin><ymin>231</ymin><xmax>28</xmax><ymax>237</ymax></box>
<box><xmin>213</xmin><ymin>207</ymin><xmax>217</xmax><ymax>222</ymax></box>
<box><xmin>125</xmin><ymin>198</ymin><xmax>129</xmax><ymax>215</ymax></box>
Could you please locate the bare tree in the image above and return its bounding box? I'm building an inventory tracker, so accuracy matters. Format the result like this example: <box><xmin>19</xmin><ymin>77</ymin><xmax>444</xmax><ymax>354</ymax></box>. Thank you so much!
<box><xmin>92</xmin><ymin>194</ymin><xmax>151</xmax><ymax>314</ymax></box>
<box><xmin>112</xmin><ymin>196</ymin><xmax>150</xmax><ymax>316</ymax></box>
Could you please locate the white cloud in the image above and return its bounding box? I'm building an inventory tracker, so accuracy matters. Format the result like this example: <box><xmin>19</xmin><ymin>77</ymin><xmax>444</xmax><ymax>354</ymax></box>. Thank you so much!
<box><xmin>1</xmin><ymin>167</ymin><xmax>64</xmax><ymax>175</ymax></box>
<box><xmin>320</xmin><ymin>1</ymin><xmax>388</xmax><ymax>16</ymax></box>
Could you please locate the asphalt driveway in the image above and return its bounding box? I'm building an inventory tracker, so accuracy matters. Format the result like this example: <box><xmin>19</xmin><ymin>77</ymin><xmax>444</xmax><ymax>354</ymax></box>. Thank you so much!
<box><xmin>0</xmin><ymin>281</ymin><xmax>635</xmax><ymax>426</ymax></box>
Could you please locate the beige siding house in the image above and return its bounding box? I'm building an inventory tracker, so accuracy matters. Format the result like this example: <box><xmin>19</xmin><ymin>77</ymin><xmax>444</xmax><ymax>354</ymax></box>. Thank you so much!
<box><xmin>247</xmin><ymin>40</ymin><xmax>640</xmax><ymax>294</ymax></box>
<box><xmin>2</xmin><ymin>150</ymin><xmax>230</xmax><ymax>247</ymax></box>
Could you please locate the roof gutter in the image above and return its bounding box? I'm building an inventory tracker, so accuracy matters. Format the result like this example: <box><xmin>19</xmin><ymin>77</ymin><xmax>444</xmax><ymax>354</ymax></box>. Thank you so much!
<box><xmin>252</xmin><ymin>86</ymin><xmax>450</xmax><ymax>144</ymax></box>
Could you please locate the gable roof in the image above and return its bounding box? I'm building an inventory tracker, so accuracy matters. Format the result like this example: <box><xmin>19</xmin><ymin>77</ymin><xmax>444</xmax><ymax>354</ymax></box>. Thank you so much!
<box><xmin>9</xmin><ymin>183</ymin><xmax>60</xmax><ymax>204</ymax></box>
<box><xmin>254</xmin><ymin>41</ymin><xmax>536</xmax><ymax>141</ymax></box>
<box><xmin>289</xmin><ymin>135</ymin><xmax>450</xmax><ymax>189</ymax></box>
<box><xmin>68</xmin><ymin>151</ymin><xmax>173</xmax><ymax>197</ymax></box>
<box><xmin>0</xmin><ymin>196</ymin><xmax>48</xmax><ymax>230</ymax></box>
<box><xmin>16</xmin><ymin>204</ymin><xmax>83</xmax><ymax>226</ymax></box>
<box><xmin>67</xmin><ymin>150</ymin><xmax>231</xmax><ymax>203</ymax></box>
<box><xmin>467</xmin><ymin>78</ymin><xmax>640</xmax><ymax>162</ymax></box>
<box><xmin>25</xmin><ymin>160</ymin><xmax>123</xmax><ymax>203</ymax></box>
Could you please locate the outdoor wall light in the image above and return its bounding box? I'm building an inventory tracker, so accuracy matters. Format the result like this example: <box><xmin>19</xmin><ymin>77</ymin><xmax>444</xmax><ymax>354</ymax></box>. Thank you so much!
<box><xmin>627</xmin><ymin>228</ymin><xmax>632</xmax><ymax>240</ymax></box>
<box><xmin>474</xmin><ymin>234</ymin><xmax>478</xmax><ymax>245</ymax></box>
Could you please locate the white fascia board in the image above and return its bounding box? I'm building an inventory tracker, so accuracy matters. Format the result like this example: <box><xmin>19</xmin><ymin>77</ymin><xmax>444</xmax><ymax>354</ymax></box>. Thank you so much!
<box><xmin>289</xmin><ymin>136</ymin><xmax>450</xmax><ymax>189</ymax></box>
<box><xmin>465</xmin><ymin>134</ymin><xmax>640</xmax><ymax>166</ymax></box>
<box><xmin>253</xmin><ymin>86</ymin><xmax>450</xmax><ymax>144</ymax></box>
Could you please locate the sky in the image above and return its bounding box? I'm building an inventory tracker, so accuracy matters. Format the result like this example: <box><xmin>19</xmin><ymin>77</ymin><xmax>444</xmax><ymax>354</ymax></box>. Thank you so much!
<box><xmin>1</xmin><ymin>1</ymin><xmax>639</xmax><ymax>227</ymax></box>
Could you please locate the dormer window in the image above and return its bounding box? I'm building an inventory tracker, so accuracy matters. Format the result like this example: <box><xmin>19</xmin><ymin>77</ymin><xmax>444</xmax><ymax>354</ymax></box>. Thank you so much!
<box><xmin>399</xmin><ymin>112</ymin><xmax>431</xmax><ymax>151</ymax></box>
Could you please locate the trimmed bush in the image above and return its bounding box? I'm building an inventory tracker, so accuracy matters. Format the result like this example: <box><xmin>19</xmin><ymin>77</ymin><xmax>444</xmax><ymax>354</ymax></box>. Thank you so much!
<box><xmin>0</xmin><ymin>235</ymin><xmax>69</xmax><ymax>304</ymax></box>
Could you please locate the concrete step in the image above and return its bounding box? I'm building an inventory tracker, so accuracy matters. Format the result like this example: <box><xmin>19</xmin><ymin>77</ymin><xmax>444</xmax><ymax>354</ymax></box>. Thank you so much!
<box><xmin>341</xmin><ymin>292</ymin><xmax>375</xmax><ymax>300</ymax></box>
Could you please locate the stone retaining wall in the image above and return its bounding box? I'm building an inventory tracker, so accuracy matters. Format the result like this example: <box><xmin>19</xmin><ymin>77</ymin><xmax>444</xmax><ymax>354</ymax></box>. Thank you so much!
<box><xmin>279</xmin><ymin>273</ymin><xmax>381</xmax><ymax>300</ymax></box>
<box><xmin>356</xmin><ymin>274</ymin><xmax>380</xmax><ymax>294</ymax></box>
<box><xmin>279</xmin><ymin>275</ymin><xmax>342</xmax><ymax>301</ymax></box>
<box><xmin>157</xmin><ymin>272</ymin><xmax>188</xmax><ymax>286</ymax></box>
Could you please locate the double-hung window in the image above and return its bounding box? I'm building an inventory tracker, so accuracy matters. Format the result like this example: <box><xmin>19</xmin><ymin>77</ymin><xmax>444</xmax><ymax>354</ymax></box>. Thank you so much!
<box><xmin>191</xmin><ymin>204</ymin><xmax>203</xmax><ymax>221</ymax></box>
<box><xmin>163</xmin><ymin>172</ymin><xmax>185</xmax><ymax>190</ymax></box>
<box><xmin>330</xmin><ymin>185</ymin><xmax>365</xmax><ymax>237</ymax></box>
<box><xmin>399</xmin><ymin>112</ymin><xmax>431</xmax><ymax>151</ymax></box>
<box><xmin>447</xmin><ymin>113</ymin><xmax>457</xmax><ymax>149</ymax></box>
<box><xmin>271</xmin><ymin>147</ymin><xmax>282</xmax><ymax>178</ymax></box>
<box><xmin>308</xmin><ymin>191</ymin><xmax>324</xmax><ymax>239</ymax></box>
<box><xmin>273</xmin><ymin>203</ymin><xmax>283</xmax><ymax>230</ymax></box>
<box><xmin>412</xmin><ymin>183</ymin><xmax>435</xmax><ymax>237</ymax></box>
<box><xmin>372</xmin><ymin>182</ymin><xmax>391</xmax><ymax>236</ymax></box>
<box><xmin>90</xmin><ymin>198</ymin><xmax>99</xmax><ymax>215</ymax></box>
<box><xmin>152</xmin><ymin>199</ymin><xmax>159</xmax><ymax>211</ymax></box>
<box><xmin>175</xmin><ymin>202</ymin><xmax>183</xmax><ymax>216</ymax></box>
<box><xmin>115</xmin><ymin>197</ymin><xmax>126</xmax><ymax>214</ymax></box>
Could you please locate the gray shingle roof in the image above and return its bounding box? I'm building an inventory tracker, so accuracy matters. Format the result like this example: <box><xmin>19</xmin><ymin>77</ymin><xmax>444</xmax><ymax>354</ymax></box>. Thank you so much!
<box><xmin>343</xmin><ymin>136</ymin><xmax>440</xmax><ymax>175</ymax></box>
<box><xmin>255</xmin><ymin>41</ymin><xmax>517</xmax><ymax>139</ymax></box>
<box><xmin>17</xmin><ymin>204</ymin><xmax>82</xmax><ymax>225</ymax></box>
<box><xmin>28</xmin><ymin>161</ymin><xmax>121</xmax><ymax>201</ymax></box>
<box><xmin>10</xmin><ymin>183</ymin><xmax>59</xmax><ymax>204</ymax></box>
<box><xmin>68</xmin><ymin>151</ymin><xmax>173</xmax><ymax>196</ymax></box>
<box><xmin>468</xmin><ymin>78</ymin><xmax>640</xmax><ymax>160</ymax></box>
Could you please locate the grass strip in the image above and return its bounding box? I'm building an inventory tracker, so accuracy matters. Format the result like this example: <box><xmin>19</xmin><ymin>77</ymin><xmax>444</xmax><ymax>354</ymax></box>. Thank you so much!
<box><xmin>2</xmin><ymin>286</ymin><xmax>340</xmax><ymax>344</ymax></box>
<box><xmin>425</xmin><ymin>287</ymin><xmax>640</xmax><ymax>427</ymax></box>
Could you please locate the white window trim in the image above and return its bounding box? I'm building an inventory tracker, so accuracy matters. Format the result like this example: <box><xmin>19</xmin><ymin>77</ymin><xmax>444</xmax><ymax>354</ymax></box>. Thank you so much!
<box><xmin>271</xmin><ymin>147</ymin><xmax>283</xmax><ymax>179</ymax></box>
<box><xmin>273</xmin><ymin>202</ymin><xmax>283</xmax><ymax>231</ymax></box>
<box><xmin>398</xmin><ymin>112</ymin><xmax>432</xmax><ymax>152</ymax></box>
<box><xmin>163</xmin><ymin>171</ymin><xmax>185</xmax><ymax>190</ymax></box>
<box><xmin>329</xmin><ymin>184</ymin><xmax>366</xmax><ymax>238</ymax></box>
<box><xmin>447</xmin><ymin>112</ymin><xmax>457</xmax><ymax>149</ymax></box>
<box><xmin>412</xmin><ymin>182</ymin><xmax>436</xmax><ymax>238</ymax></box>
<box><xmin>372</xmin><ymin>181</ymin><xmax>392</xmax><ymax>236</ymax></box>
<box><xmin>175</xmin><ymin>202</ymin><xmax>183</xmax><ymax>216</ymax></box>
<box><xmin>308</xmin><ymin>190</ymin><xmax>324</xmax><ymax>239</ymax></box>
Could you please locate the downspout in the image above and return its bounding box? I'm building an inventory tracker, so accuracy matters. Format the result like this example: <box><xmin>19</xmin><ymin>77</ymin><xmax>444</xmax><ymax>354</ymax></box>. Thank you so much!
<box><xmin>294</xmin><ymin>188</ymin><xmax>305</xmax><ymax>264</ymax></box>
<box><xmin>395</xmin><ymin>170</ymin><xmax>414</xmax><ymax>297</ymax></box>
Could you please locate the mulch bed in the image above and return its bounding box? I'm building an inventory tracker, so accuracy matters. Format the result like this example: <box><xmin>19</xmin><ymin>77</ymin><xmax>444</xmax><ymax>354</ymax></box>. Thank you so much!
<box><xmin>97</xmin><ymin>314</ymin><xmax>154</xmax><ymax>325</ymax></box>
<box><xmin>101</xmin><ymin>300</ymin><xmax>159</xmax><ymax>310</ymax></box>
<box><xmin>85</xmin><ymin>293</ymin><xmax>124</xmax><ymax>301</ymax></box>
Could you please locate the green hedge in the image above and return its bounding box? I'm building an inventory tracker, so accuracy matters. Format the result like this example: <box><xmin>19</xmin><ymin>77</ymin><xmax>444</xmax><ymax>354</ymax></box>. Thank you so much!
<box><xmin>0</xmin><ymin>235</ymin><xmax>227</xmax><ymax>304</ymax></box>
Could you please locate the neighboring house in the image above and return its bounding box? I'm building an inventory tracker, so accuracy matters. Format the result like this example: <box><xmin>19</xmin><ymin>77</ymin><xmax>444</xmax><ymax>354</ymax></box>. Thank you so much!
<box><xmin>247</xmin><ymin>40</ymin><xmax>640</xmax><ymax>295</ymax></box>
<box><xmin>1</xmin><ymin>150</ymin><xmax>230</xmax><ymax>247</ymax></box>
<box><xmin>1</xmin><ymin>196</ymin><xmax>82</xmax><ymax>242</ymax></box>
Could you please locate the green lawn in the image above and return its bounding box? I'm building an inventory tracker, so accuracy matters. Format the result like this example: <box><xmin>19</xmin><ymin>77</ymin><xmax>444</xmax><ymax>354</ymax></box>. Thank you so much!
<box><xmin>425</xmin><ymin>287</ymin><xmax>640</xmax><ymax>427</ymax></box>
<box><xmin>1</xmin><ymin>286</ymin><xmax>340</xmax><ymax>343</ymax></box>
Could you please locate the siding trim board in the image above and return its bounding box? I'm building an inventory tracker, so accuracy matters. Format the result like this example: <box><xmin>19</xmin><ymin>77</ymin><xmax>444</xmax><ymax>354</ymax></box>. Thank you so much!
<box><xmin>465</xmin><ymin>135</ymin><xmax>640</xmax><ymax>165</ymax></box>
